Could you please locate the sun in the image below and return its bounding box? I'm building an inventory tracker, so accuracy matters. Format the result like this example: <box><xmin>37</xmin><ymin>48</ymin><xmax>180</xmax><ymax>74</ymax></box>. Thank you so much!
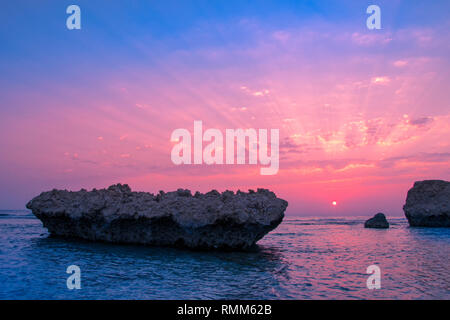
<box><xmin>332</xmin><ymin>201</ymin><xmax>337</xmax><ymax>206</ymax></box>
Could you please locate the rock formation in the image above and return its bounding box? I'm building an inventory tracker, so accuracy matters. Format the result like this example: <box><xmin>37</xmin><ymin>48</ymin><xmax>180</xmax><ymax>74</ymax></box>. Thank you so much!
<box><xmin>26</xmin><ymin>184</ymin><xmax>288</xmax><ymax>249</ymax></box>
<box><xmin>364</xmin><ymin>213</ymin><xmax>389</xmax><ymax>228</ymax></box>
<box><xmin>403</xmin><ymin>180</ymin><xmax>450</xmax><ymax>227</ymax></box>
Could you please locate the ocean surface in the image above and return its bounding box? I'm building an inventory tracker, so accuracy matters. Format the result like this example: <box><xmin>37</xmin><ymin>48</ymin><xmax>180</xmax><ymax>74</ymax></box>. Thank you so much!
<box><xmin>0</xmin><ymin>210</ymin><xmax>449</xmax><ymax>300</ymax></box>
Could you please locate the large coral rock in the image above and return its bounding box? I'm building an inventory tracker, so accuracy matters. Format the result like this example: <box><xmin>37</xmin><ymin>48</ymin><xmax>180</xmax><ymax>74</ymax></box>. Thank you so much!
<box><xmin>403</xmin><ymin>180</ymin><xmax>450</xmax><ymax>227</ymax></box>
<box><xmin>26</xmin><ymin>184</ymin><xmax>288</xmax><ymax>249</ymax></box>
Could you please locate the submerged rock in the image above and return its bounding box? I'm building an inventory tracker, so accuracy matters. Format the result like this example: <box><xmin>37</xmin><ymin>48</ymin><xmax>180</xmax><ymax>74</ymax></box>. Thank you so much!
<box><xmin>26</xmin><ymin>184</ymin><xmax>288</xmax><ymax>249</ymax></box>
<box><xmin>403</xmin><ymin>180</ymin><xmax>450</xmax><ymax>227</ymax></box>
<box><xmin>364</xmin><ymin>213</ymin><xmax>389</xmax><ymax>229</ymax></box>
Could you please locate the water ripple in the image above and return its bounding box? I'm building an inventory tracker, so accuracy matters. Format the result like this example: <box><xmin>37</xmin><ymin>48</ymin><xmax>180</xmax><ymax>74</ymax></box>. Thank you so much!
<box><xmin>0</xmin><ymin>211</ymin><xmax>449</xmax><ymax>299</ymax></box>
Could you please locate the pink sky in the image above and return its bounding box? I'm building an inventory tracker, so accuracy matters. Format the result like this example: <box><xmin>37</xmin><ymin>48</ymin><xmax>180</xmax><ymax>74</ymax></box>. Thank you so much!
<box><xmin>0</xmin><ymin>9</ymin><xmax>449</xmax><ymax>216</ymax></box>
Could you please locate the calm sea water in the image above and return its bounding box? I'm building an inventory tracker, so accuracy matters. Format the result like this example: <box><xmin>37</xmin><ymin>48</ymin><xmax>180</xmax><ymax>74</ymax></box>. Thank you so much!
<box><xmin>0</xmin><ymin>210</ymin><xmax>449</xmax><ymax>300</ymax></box>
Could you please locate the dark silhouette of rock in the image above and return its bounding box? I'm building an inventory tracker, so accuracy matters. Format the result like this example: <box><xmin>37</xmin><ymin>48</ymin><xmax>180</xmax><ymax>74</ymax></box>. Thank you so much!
<box><xmin>26</xmin><ymin>184</ymin><xmax>288</xmax><ymax>249</ymax></box>
<box><xmin>364</xmin><ymin>213</ymin><xmax>389</xmax><ymax>228</ymax></box>
<box><xmin>403</xmin><ymin>180</ymin><xmax>450</xmax><ymax>227</ymax></box>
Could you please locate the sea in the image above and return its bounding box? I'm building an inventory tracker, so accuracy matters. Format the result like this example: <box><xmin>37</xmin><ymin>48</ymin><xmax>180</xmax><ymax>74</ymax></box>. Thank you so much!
<box><xmin>0</xmin><ymin>210</ymin><xmax>449</xmax><ymax>299</ymax></box>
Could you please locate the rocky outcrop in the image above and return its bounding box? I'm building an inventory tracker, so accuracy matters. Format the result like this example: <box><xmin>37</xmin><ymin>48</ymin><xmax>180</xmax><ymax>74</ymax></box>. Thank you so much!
<box><xmin>364</xmin><ymin>213</ymin><xmax>389</xmax><ymax>228</ymax></box>
<box><xmin>26</xmin><ymin>184</ymin><xmax>288</xmax><ymax>249</ymax></box>
<box><xmin>403</xmin><ymin>180</ymin><xmax>450</xmax><ymax>227</ymax></box>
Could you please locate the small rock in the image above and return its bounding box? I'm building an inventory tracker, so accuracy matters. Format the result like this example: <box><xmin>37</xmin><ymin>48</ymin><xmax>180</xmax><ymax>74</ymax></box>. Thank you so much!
<box><xmin>364</xmin><ymin>213</ymin><xmax>389</xmax><ymax>228</ymax></box>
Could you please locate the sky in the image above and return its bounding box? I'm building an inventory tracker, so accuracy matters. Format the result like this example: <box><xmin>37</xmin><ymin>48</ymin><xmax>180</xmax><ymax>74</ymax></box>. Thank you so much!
<box><xmin>0</xmin><ymin>1</ymin><xmax>449</xmax><ymax>215</ymax></box>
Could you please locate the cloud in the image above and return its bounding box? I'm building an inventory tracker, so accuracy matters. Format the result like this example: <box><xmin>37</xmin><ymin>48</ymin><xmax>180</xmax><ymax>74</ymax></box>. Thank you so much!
<box><xmin>378</xmin><ymin>152</ymin><xmax>450</xmax><ymax>168</ymax></box>
<box><xmin>409</xmin><ymin>116</ymin><xmax>434</xmax><ymax>127</ymax></box>
<box><xmin>393</xmin><ymin>60</ymin><xmax>408</xmax><ymax>67</ymax></box>
<box><xmin>272</xmin><ymin>30</ymin><xmax>291</xmax><ymax>43</ymax></box>
<box><xmin>231</xmin><ymin>107</ymin><xmax>247</xmax><ymax>112</ymax></box>
<box><xmin>240</xmin><ymin>86</ymin><xmax>270</xmax><ymax>97</ymax></box>
<box><xmin>351</xmin><ymin>32</ymin><xmax>392</xmax><ymax>47</ymax></box>
<box><xmin>371</xmin><ymin>76</ymin><xmax>390</xmax><ymax>85</ymax></box>
<box><xmin>253</xmin><ymin>90</ymin><xmax>270</xmax><ymax>97</ymax></box>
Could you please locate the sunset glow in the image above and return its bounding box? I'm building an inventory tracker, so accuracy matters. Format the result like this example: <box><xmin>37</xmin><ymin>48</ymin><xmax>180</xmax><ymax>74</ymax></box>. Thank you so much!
<box><xmin>0</xmin><ymin>1</ymin><xmax>449</xmax><ymax>216</ymax></box>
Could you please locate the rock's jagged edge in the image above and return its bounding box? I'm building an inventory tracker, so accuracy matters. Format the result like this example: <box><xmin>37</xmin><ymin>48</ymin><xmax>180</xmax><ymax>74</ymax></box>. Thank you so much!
<box><xmin>26</xmin><ymin>184</ymin><xmax>288</xmax><ymax>250</ymax></box>
<box><xmin>403</xmin><ymin>180</ymin><xmax>450</xmax><ymax>227</ymax></box>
